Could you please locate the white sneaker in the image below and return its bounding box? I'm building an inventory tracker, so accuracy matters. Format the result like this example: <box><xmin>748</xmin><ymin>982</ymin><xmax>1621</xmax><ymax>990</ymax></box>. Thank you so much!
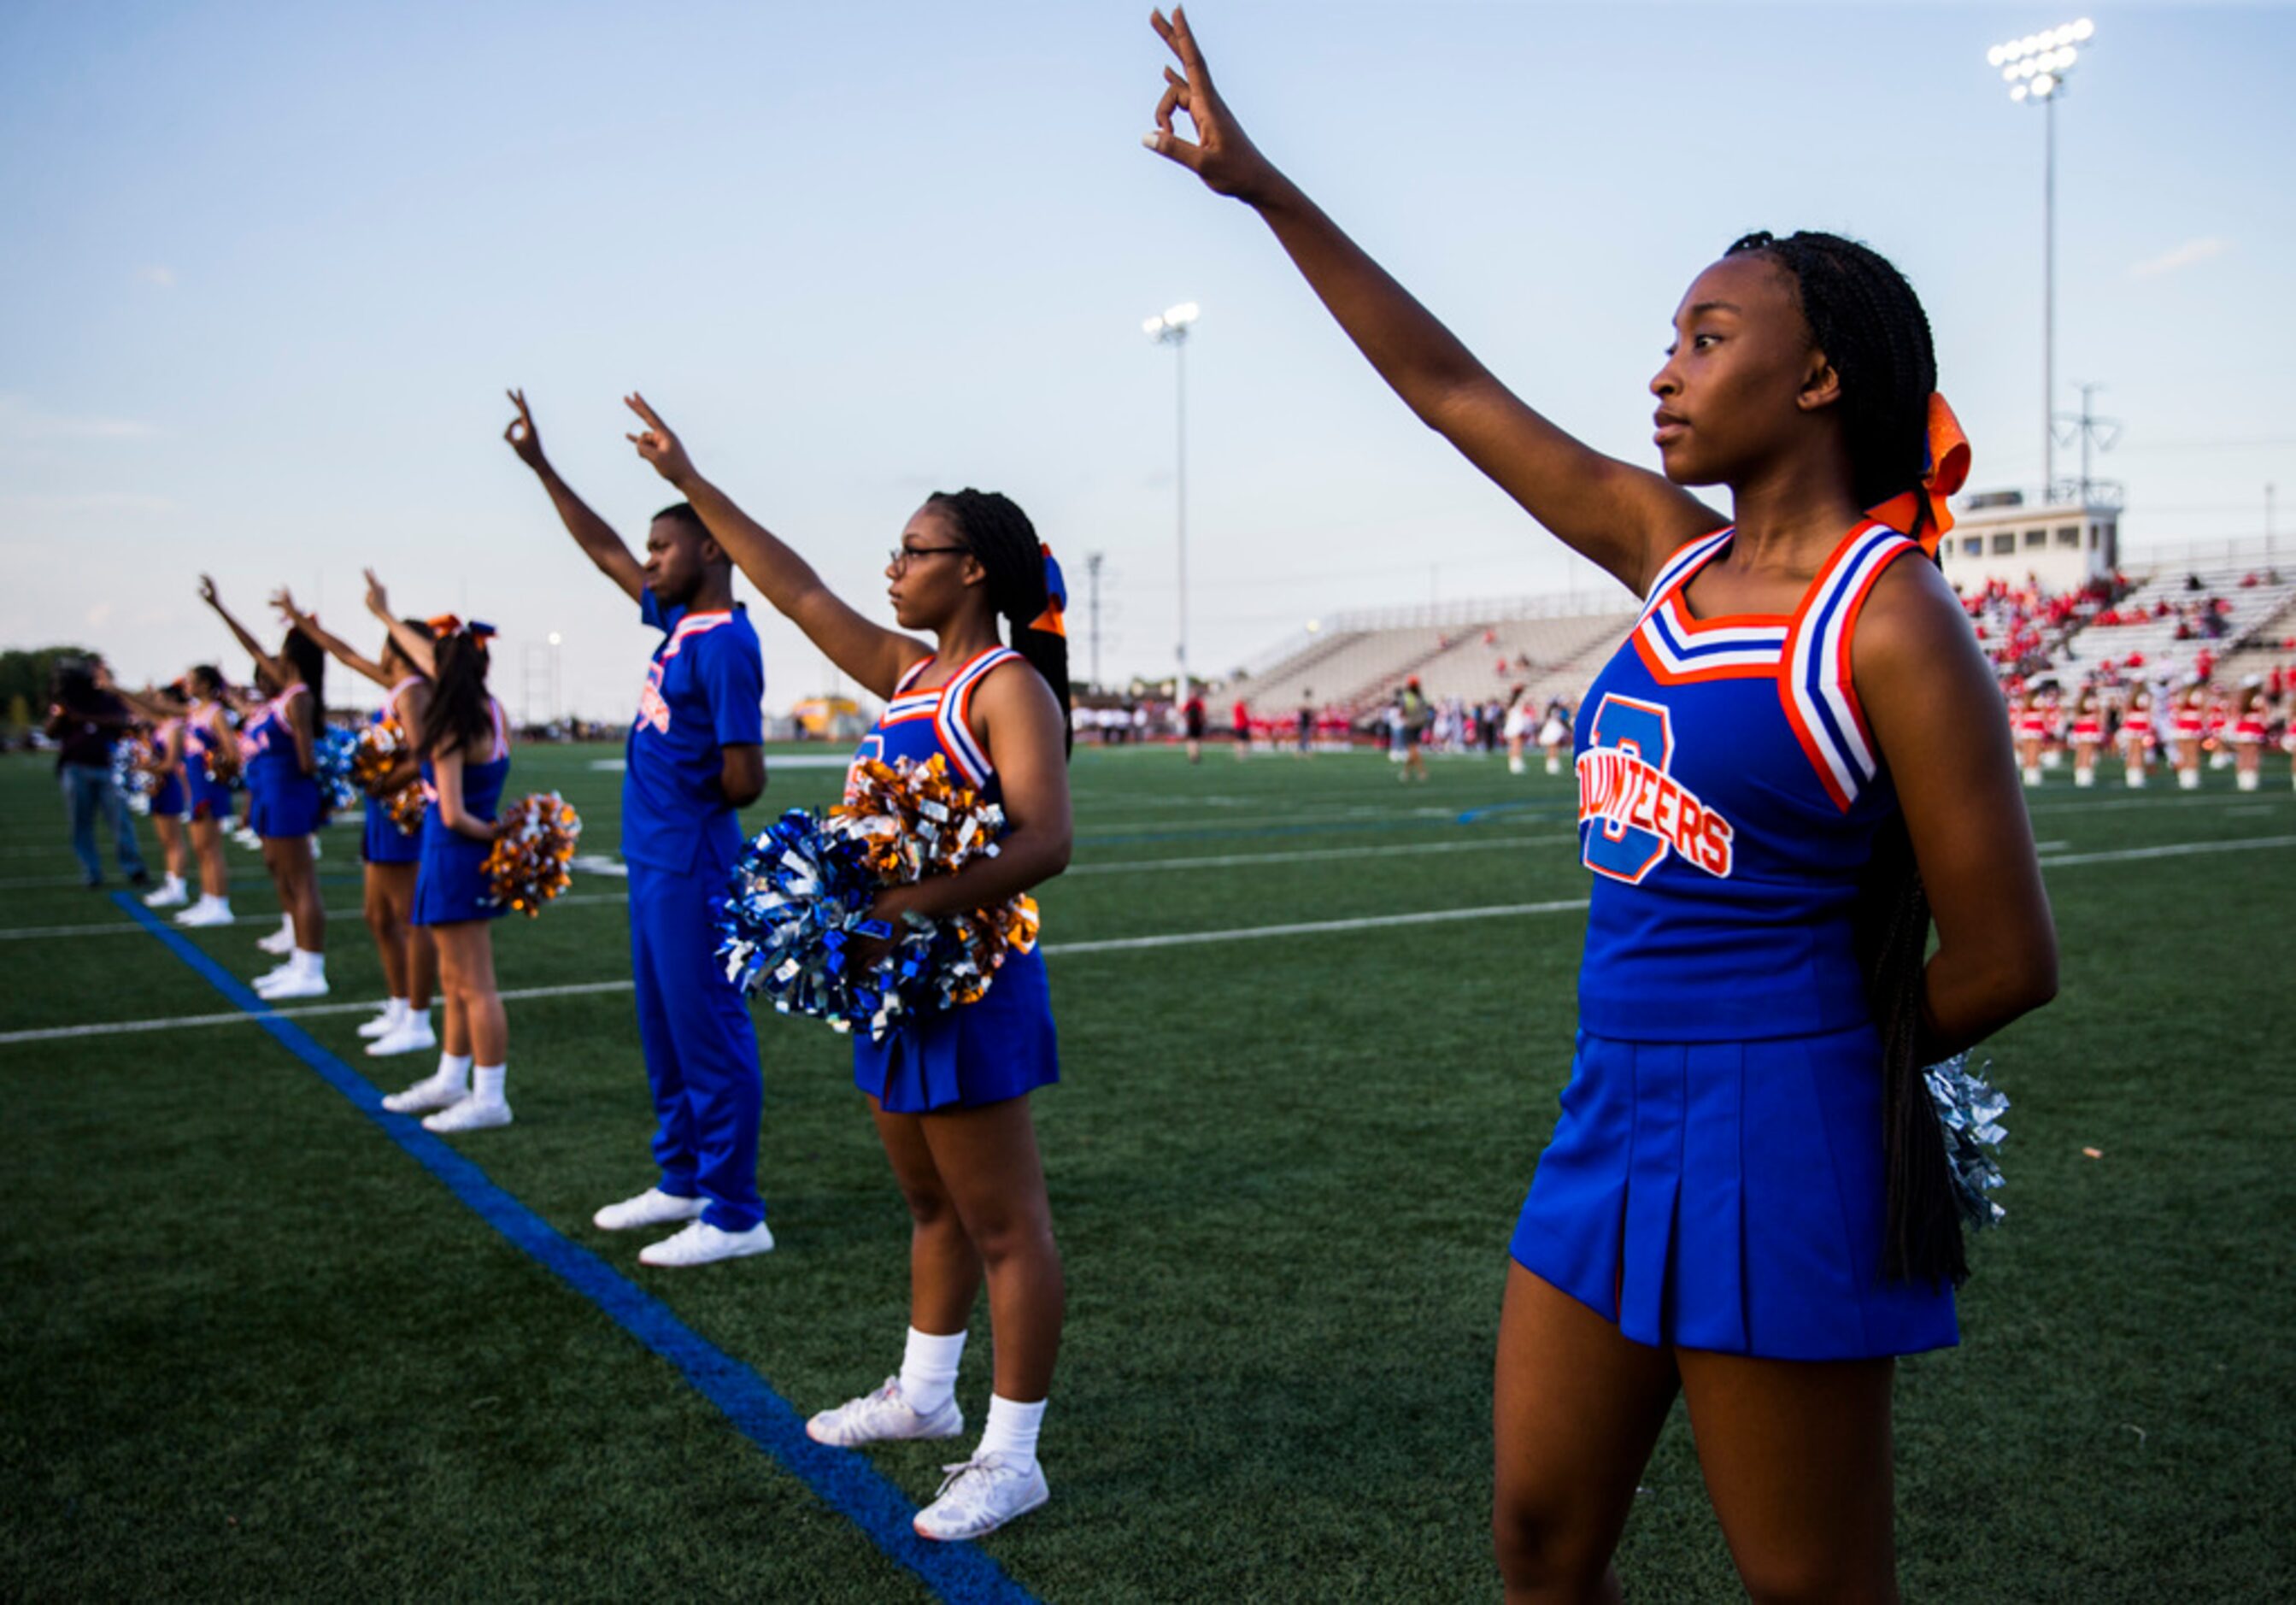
<box><xmin>381</xmin><ymin>1071</ymin><xmax>468</xmax><ymax>1114</ymax></box>
<box><xmin>593</xmin><ymin>1187</ymin><xmax>708</xmax><ymax>1232</ymax></box>
<box><xmin>144</xmin><ymin>879</ymin><xmax>188</xmax><ymax>908</ymax></box>
<box><xmin>258</xmin><ymin>971</ymin><xmax>330</xmax><ymax>1001</ymax></box>
<box><xmin>358</xmin><ymin>1008</ymin><xmax>402</xmax><ymax>1039</ymax></box>
<box><xmin>637</xmin><ymin>1218</ymin><xmax>775</xmax><ymax>1268</ymax></box>
<box><xmin>252</xmin><ymin>960</ymin><xmax>300</xmax><ymax>991</ymax></box>
<box><xmin>913</xmin><ymin>1453</ymin><xmax>1049</xmax><ymax>1542</ymax></box>
<box><xmin>365</xmin><ymin>1019</ymin><xmax>437</xmax><ymax>1057</ymax></box>
<box><xmin>422</xmin><ymin>1096</ymin><xmax>512</xmax><ymax>1133</ymax></box>
<box><xmin>806</xmin><ymin>1377</ymin><xmax>964</xmax><ymax>1448</ymax></box>
<box><xmin>257</xmin><ymin>923</ymin><xmax>296</xmax><ymax>956</ymax></box>
<box><xmin>174</xmin><ymin>900</ymin><xmax>233</xmax><ymax>927</ymax></box>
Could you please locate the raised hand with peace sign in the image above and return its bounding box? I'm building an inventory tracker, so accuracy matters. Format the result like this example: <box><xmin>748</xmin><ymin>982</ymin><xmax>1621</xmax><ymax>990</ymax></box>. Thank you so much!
<box><xmin>1141</xmin><ymin>7</ymin><xmax>1279</xmax><ymax>203</ymax></box>
<box><xmin>1136</xmin><ymin>7</ymin><xmax>1720</xmax><ymax>596</ymax></box>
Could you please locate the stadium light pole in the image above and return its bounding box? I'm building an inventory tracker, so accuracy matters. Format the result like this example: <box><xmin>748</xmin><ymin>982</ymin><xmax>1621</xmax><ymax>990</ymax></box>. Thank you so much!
<box><xmin>1988</xmin><ymin>17</ymin><xmax>2094</xmax><ymax>505</ymax></box>
<box><xmin>1144</xmin><ymin>302</ymin><xmax>1199</xmax><ymax>708</ymax></box>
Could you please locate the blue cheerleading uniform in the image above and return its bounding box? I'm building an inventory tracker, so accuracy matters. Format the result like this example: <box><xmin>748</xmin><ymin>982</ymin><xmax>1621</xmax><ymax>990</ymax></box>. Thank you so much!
<box><xmin>361</xmin><ymin>676</ymin><xmax>425</xmax><ymax>867</ymax></box>
<box><xmin>1510</xmin><ymin>520</ymin><xmax>1958</xmax><ymax>1361</ymax></box>
<box><xmin>242</xmin><ymin>685</ymin><xmax>323</xmax><ymax>841</ymax></box>
<box><xmin>849</xmin><ymin>647</ymin><xmax>1060</xmax><ymax>1114</ymax></box>
<box><xmin>410</xmin><ymin>699</ymin><xmax>510</xmax><ymax>926</ymax></box>
<box><xmin>149</xmin><ymin>718</ymin><xmax>189</xmax><ymax>820</ymax></box>
<box><xmin>624</xmin><ymin>594</ymin><xmax>767</xmax><ymax>1232</ymax></box>
<box><xmin>182</xmin><ymin>706</ymin><xmax>234</xmax><ymax>824</ymax></box>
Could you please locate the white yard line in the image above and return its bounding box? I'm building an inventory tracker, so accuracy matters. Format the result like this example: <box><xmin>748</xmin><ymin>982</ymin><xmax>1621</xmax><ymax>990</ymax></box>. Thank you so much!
<box><xmin>6</xmin><ymin>832</ymin><xmax>2288</xmax><ymax>1039</ymax></box>
<box><xmin>1064</xmin><ymin>834</ymin><xmax>1575</xmax><ymax>875</ymax></box>
<box><xmin>2034</xmin><ymin>834</ymin><xmax>2296</xmax><ymax>867</ymax></box>
<box><xmin>1039</xmin><ymin>898</ymin><xmax>1593</xmax><ymax>955</ymax></box>
<box><xmin>0</xmin><ymin>980</ymin><xmax>636</xmax><ymax>1046</ymax></box>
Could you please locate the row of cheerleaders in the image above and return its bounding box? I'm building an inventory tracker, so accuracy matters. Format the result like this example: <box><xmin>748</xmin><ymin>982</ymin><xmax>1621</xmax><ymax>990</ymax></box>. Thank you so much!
<box><xmin>102</xmin><ymin>472</ymin><xmax>1066</xmax><ymax>1537</ymax></box>
<box><xmin>116</xmin><ymin>576</ymin><xmax>1020</xmax><ymax>1084</ymax></box>
<box><xmin>2006</xmin><ymin>679</ymin><xmax>2296</xmax><ymax>790</ymax></box>
<box><xmin>110</xmin><ymin>579</ymin><xmax>584</xmax><ymax>1125</ymax></box>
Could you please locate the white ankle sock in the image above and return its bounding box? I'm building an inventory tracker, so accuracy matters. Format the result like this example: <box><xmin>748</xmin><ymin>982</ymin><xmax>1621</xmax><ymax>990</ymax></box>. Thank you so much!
<box><xmin>900</xmin><ymin>1326</ymin><xmax>967</xmax><ymax>1416</ymax></box>
<box><xmin>473</xmin><ymin>1063</ymin><xmax>507</xmax><ymax>1105</ymax></box>
<box><xmin>978</xmin><ymin>1394</ymin><xmax>1046</xmax><ymax>1472</ymax></box>
<box><xmin>293</xmin><ymin>948</ymin><xmax>325</xmax><ymax>977</ymax></box>
<box><xmin>437</xmin><ymin>1052</ymin><xmax>473</xmax><ymax>1093</ymax></box>
<box><xmin>381</xmin><ymin>997</ymin><xmax>408</xmax><ymax>1024</ymax></box>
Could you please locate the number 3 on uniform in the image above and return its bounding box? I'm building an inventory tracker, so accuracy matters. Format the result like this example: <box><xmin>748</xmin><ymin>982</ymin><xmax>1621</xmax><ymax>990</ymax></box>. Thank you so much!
<box><xmin>1580</xmin><ymin>694</ymin><xmax>1674</xmax><ymax>884</ymax></box>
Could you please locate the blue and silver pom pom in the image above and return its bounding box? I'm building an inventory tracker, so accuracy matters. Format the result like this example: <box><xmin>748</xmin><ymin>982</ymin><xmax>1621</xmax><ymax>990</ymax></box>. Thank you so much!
<box><xmin>1924</xmin><ymin>1052</ymin><xmax>2009</xmax><ymax>1229</ymax></box>
<box><xmin>314</xmin><ymin>726</ymin><xmax>361</xmax><ymax>813</ymax></box>
<box><xmin>111</xmin><ymin>740</ymin><xmax>154</xmax><ymax>816</ymax></box>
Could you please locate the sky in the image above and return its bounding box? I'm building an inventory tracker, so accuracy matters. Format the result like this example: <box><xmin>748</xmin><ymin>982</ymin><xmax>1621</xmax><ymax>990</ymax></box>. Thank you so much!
<box><xmin>3</xmin><ymin>1</ymin><xmax>2292</xmax><ymax>719</ymax></box>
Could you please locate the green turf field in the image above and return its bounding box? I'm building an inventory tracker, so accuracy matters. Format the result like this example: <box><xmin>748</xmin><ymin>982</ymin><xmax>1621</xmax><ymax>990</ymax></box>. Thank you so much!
<box><xmin>1</xmin><ymin>740</ymin><xmax>2288</xmax><ymax>1602</ymax></box>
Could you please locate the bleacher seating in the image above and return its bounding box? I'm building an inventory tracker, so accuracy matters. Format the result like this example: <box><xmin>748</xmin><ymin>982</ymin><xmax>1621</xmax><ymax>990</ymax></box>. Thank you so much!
<box><xmin>2064</xmin><ymin>563</ymin><xmax>2296</xmax><ymax>681</ymax></box>
<box><xmin>1238</xmin><ymin>598</ymin><xmax>1634</xmax><ymax>716</ymax></box>
<box><xmin>1224</xmin><ymin>556</ymin><xmax>2293</xmax><ymax>728</ymax></box>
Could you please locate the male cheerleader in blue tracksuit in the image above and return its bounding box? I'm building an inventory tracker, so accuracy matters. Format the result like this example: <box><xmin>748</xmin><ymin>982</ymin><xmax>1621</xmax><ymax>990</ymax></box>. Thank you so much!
<box><xmin>504</xmin><ymin>389</ymin><xmax>773</xmax><ymax>1267</ymax></box>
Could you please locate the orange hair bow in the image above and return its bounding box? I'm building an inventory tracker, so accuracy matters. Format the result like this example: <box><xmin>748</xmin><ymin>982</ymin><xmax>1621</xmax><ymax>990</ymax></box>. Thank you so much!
<box><xmin>1866</xmin><ymin>392</ymin><xmax>1971</xmax><ymax>556</ymax></box>
<box><xmin>1027</xmin><ymin>543</ymin><xmax>1068</xmax><ymax>638</ymax></box>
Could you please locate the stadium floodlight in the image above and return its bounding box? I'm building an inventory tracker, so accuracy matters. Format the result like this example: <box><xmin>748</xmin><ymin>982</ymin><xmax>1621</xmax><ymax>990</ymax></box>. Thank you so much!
<box><xmin>1144</xmin><ymin>302</ymin><xmax>1201</xmax><ymax>708</ymax></box>
<box><xmin>1988</xmin><ymin>19</ymin><xmax>2095</xmax><ymax>504</ymax></box>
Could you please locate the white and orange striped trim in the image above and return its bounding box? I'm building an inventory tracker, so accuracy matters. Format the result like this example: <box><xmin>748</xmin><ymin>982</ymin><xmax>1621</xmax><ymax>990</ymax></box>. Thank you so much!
<box><xmin>1778</xmin><ymin>522</ymin><xmax>1922</xmax><ymax>812</ymax></box>
<box><xmin>934</xmin><ymin>647</ymin><xmax>1020</xmax><ymax>790</ymax></box>
<box><xmin>657</xmin><ymin>608</ymin><xmax>736</xmax><ymax>661</ymax></box>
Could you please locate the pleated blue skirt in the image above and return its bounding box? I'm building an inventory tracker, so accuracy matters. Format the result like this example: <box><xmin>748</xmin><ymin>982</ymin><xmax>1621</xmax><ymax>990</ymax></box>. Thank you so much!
<box><xmin>361</xmin><ymin>796</ymin><xmax>421</xmax><ymax>865</ymax></box>
<box><xmin>854</xmin><ymin>945</ymin><xmax>1060</xmax><ymax>1114</ymax></box>
<box><xmin>186</xmin><ymin>769</ymin><xmax>233</xmax><ymax>823</ymax></box>
<box><xmin>409</xmin><ymin>820</ymin><xmax>502</xmax><ymax>927</ymax></box>
<box><xmin>248</xmin><ymin>771</ymin><xmax>321</xmax><ymax>840</ymax></box>
<box><xmin>150</xmin><ymin>775</ymin><xmax>188</xmax><ymax>819</ymax></box>
<box><xmin>1510</xmin><ymin>1025</ymin><xmax>1958</xmax><ymax>1361</ymax></box>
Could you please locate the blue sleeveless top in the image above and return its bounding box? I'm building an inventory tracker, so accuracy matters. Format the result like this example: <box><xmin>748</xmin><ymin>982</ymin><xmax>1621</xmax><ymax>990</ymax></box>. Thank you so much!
<box><xmin>1574</xmin><ymin>520</ymin><xmax>1923</xmax><ymax>1043</ymax></box>
<box><xmin>847</xmin><ymin>646</ymin><xmax>1020</xmax><ymax>808</ymax></box>
<box><xmin>241</xmin><ymin>686</ymin><xmax>308</xmax><ymax>786</ymax></box>
<box><xmin>845</xmin><ymin>645</ymin><xmax>1058</xmax><ymax>1113</ymax></box>
<box><xmin>418</xmin><ymin>698</ymin><xmax>511</xmax><ymax>826</ymax></box>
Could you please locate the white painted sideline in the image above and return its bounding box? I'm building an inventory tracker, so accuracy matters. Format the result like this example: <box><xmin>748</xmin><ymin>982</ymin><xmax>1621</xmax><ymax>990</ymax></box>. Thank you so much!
<box><xmin>0</xmin><ymin>900</ymin><xmax>1597</xmax><ymax>1045</ymax></box>
<box><xmin>3</xmin><ymin>832</ymin><xmax>2288</xmax><ymax>1038</ymax></box>
<box><xmin>0</xmin><ymin>834</ymin><xmax>1567</xmax><ymax>940</ymax></box>
<box><xmin>0</xmin><ymin>980</ymin><xmax>636</xmax><ymax>1047</ymax></box>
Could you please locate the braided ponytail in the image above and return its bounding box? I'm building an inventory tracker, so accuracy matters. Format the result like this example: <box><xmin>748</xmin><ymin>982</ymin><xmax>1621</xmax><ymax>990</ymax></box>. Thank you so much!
<box><xmin>929</xmin><ymin>488</ymin><xmax>1074</xmax><ymax>757</ymax></box>
<box><xmin>1729</xmin><ymin>229</ymin><xmax>1967</xmax><ymax>1286</ymax></box>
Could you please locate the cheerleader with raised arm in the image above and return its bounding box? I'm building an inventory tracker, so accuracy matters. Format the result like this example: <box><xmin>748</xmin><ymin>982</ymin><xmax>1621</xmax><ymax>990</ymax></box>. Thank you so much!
<box><xmin>361</xmin><ymin>573</ymin><xmax>519</xmax><ymax>1133</ymax></box>
<box><xmin>1142</xmin><ymin>11</ymin><xmax>2056</xmax><ymax>1595</ymax></box>
<box><xmin>198</xmin><ymin>576</ymin><xmax>330</xmax><ymax>998</ymax></box>
<box><xmin>273</xmin><ymin>591</ymin><xmax>440</xmax><ymax>1057</ymax></box>
<box><xmin>624</xmin><ymin>391</ymin><xmax>1072</xmax><ymax>1542</ymax></box>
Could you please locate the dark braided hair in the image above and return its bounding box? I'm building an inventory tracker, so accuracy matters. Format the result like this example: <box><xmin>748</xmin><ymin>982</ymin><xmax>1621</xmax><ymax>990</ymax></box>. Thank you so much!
<box><xmin>1729</xmin><ymin>229</ymin><xmax>1966</xmax><ymax>1287</ymax></box>
<box><xmin>418</xmin><ymin>631</ymin><xmax>496</xmax><ymax>760</ymax></box>
<box><xmin>928</xmin><ymin>488</ymin><xmax>1073</xmax><ymax>757</ymax></box>
<box><xmin>280</xmin><ymin>627</ymin><xmax>328</xmax><ymax>742</ymax></box>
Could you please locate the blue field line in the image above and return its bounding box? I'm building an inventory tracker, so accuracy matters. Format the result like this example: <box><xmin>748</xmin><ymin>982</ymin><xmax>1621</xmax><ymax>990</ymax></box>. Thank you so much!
<box><xmin>1453</xmin><ymin>800</ymin><xmax>1572</xmax><ymax>826</ymax></box>
<box><xmin>112</xmin><ymin>895</ymin><xmax>1042</xmax><ymax>1605</ymax></box>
